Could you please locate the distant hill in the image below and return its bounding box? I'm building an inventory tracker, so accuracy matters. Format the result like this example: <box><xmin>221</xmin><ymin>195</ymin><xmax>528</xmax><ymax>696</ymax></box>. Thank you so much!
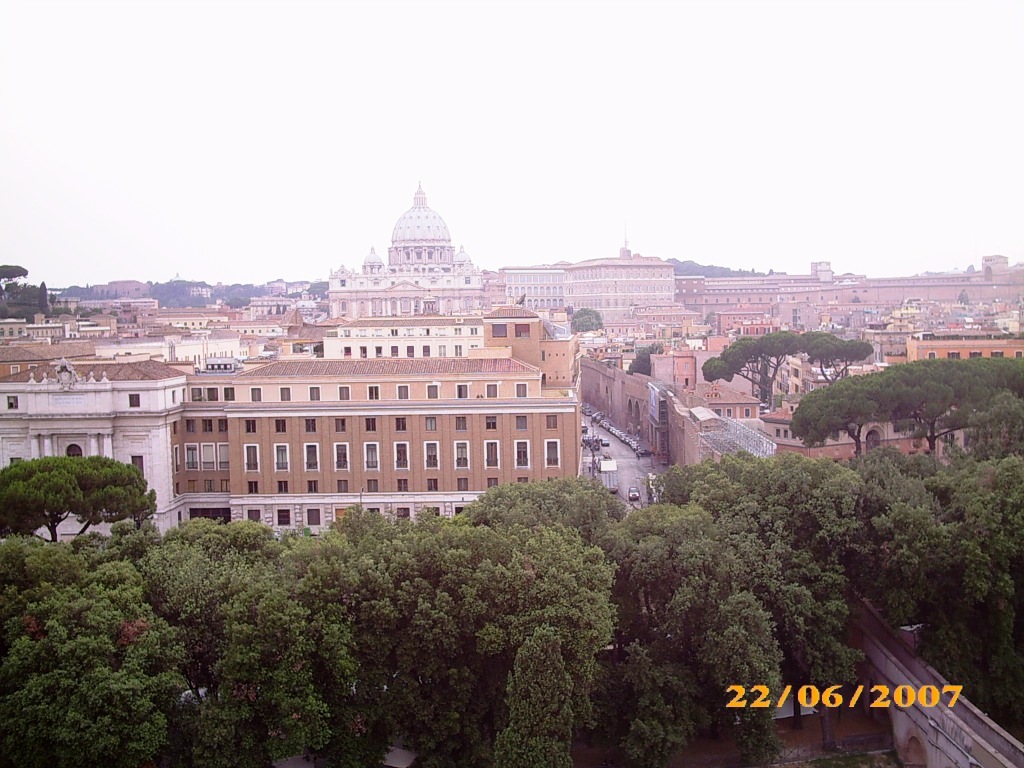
<box><xmin>667</xmin><ymin>259</ymin><xmax>770</xmax><ymax>278</ymax></box>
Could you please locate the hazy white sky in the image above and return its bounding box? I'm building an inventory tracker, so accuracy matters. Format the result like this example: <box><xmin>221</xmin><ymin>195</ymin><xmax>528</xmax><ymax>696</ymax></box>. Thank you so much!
<box><xmin>2</xmin><ymin>0</ymin><xmax>1023</xmax><ymax>288</ymax></box>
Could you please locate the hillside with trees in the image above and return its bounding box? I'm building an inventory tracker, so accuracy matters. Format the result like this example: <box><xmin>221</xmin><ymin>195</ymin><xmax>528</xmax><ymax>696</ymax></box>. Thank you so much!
<box><xmin>667</xmin><ymin>259</ymin><xmax>771</xmax><ymax>278</ymax></box>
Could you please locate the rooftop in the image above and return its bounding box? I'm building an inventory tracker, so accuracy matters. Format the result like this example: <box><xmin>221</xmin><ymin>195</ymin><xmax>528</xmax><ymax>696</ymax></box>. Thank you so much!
<box><xmin>1</xmin><ymin>359</ymin><xmax>186</xmax><ymax>382</ymax></box>
<box><xmin>236</xmin><ymin>358</ymin><xmax>538</xmax><ymax>378</ymax></box>
<box><xmin>0</xmin><ymin>341</ymin><xmax>97</xmax><ymax>362</ymax></box>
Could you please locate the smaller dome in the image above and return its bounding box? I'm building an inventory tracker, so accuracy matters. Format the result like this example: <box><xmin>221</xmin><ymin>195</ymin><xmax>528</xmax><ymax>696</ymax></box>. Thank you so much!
<box><xmin>363</xmin><ymin>247</ymin><xmax>383</xmax><ymax>266</ymax></box>
<box><xmin>454</xmin><ymin>245</ymin><xmax>471</xmax><ymax>264</ymax></box>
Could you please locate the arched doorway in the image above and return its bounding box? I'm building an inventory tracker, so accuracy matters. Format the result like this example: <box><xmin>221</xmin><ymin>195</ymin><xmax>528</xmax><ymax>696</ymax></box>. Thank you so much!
<box><xmin>865</xmin><ymin>429</ymin><xmax>882</xmax><ymax>451</ymax></box>
<box><xmin>904</xmin><ymin>734</ymin><xmax>927</xmax><ymax>767</ymax></box>
<box><xmin>66</xmin><ymin>444</ymin><xmax>83</xmax><ymax>457</ymax></box>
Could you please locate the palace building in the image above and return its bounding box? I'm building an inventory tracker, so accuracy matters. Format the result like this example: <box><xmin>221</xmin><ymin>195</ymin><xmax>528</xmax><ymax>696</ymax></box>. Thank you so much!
<box><xmin>0</xmin><ymin>309</ymin><xmax>581</xmax><ymax>537</ymax></box>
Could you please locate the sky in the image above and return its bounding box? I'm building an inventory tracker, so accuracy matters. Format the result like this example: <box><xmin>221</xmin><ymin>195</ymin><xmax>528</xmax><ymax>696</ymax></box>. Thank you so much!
<box><xmin>2</xmin><ymin>0</ymin><xmax>1023</xmax><ymax>288</ymax></box>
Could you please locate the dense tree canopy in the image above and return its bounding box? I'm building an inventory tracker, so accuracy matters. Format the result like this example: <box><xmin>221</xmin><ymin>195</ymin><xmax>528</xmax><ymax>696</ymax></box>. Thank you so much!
<box><xmin>702</xmin><ymin>332</ymin><xmax>803</xmax><ymax>402</ymax></box>
<box><xmin>571</xmin><ymin>308</ymin><xmax>604</xmax><ymax>333</ymax></box>
<box><xmin>800</xmin><ymin>332</ymin><xmax>874</xmax><ymax>383</ymax></box>
<box><xmin>0</xmin><ymin>457</ymin><xmax>156</xmax><ymax>542</ymax></box>
<box><xmin>628</xmin><ymin>344</ymin><xmax>664</xmax><ymax>376</ymax></box>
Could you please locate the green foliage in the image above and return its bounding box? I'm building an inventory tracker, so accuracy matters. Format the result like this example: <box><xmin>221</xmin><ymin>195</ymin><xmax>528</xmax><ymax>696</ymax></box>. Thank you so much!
<box><xmin>628</xmin><ymin>344</ymin><xmax>664</xmax><ymax>376</ymax></box>
<box><xmin>702</xmin><ymin>332</ymin><xmax>803</xmax><ymax>402</ymax></box>
<box><xmin>0</xmin><ymin>265</ymin><xmax>28</xmax><ymax>282</ymax></box>
<box><xmin>571</xmin><ymin>307</ymin><xmax>604</xmax><ymax>333</ymax></box>
<box><xmin>0</xmin><ymin>457</ymin><xmax>156</xmax><ymax>542</ymax></box>
<box><xmin>801</xmin><ymin>332</ymin><xmax>874</xmax><ymax>383</ymax></box>
<box><xmin>791</xmin><ymin>375</ymin><xmax>885</xmax><ymax>456</ymax></box>
<box><xmin>667</xmin><ymin>259</ymin><xmax>769</xmax><ymax>278</ymax></box>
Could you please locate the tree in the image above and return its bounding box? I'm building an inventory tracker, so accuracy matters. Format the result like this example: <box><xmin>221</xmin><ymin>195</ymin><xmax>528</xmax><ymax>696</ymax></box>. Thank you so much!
<box><xmin>0</xmin><ymin>265</ymin><xmax>28</xmax><ymax>282</ymax></box>
<box><xmin>628</xmin><ymin>344</ymin><xmax>663</xmax><ymax>376</ymax></box>
<box><xmin>800</xmin><ymin>332</ymin><xmax>874</xmax><ymax>383</ymax></box>
<box><xmin>791</xmin><ymin>374</ymin><xmax>886</xmax><ymax>457</ymax></box>
<box><xmin>571</xmin><ymin>308</ymin><xmax>603</xmax><ymax>333</ymax></box>
<box><xmin>0</xmin><ymin>457</ymin><xmax>156</xmax><ymax>542</ymax></box>
<box><xmin>702</xmin><ymin>332</ymin><xmax>803</xmax><ymax>403</ymax></box>
<box><xmin>0</xmin><ymin>558</ymin><xmax>184</xmax><ymax>768</ymax></box>
<box><xmin>493</xmin><ymin>626</ymin><xmax>574</xmax><ymax>768</ymax></box>
<box><xmin>965</xmin><ymin>390</ymin><xmax>1024</xmax><ymax>459</ymax></box>
<box><xmin>37</xmin><ymin>281</ymin><xmax>48</xmax><ymax>313</ymax></box>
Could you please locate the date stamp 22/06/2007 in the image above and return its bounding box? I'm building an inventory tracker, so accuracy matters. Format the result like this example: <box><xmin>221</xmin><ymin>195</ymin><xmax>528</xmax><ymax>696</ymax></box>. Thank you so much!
<box><xmin>726</xmin><ymin>684</ymin><xmax>962</xmax><ymax>710</ymax></box>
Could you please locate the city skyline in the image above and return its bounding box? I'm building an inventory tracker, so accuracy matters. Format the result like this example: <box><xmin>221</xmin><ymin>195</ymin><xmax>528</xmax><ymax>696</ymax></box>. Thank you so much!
<box><xmin>3</xmin><ymin>0</ymin><xmax>1023</xmax><ymax>287</ymax></box>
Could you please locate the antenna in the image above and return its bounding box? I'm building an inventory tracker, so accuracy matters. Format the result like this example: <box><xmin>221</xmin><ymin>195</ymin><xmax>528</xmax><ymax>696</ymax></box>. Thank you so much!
<box><xmin>624</xmin><ymin>220</ymin><xmax>628</xmax><ymax>249</ymax></box>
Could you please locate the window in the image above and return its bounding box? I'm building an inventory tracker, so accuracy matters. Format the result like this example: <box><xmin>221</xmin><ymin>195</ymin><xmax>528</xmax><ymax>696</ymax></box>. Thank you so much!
<box><xmin>438</xmin><ymin>345</ymin><xmax>446</xmax><ymax>357</ymax></box>
<box><xmin>247</xmin><ymin>508</ymin><xmax>260</xmax><ymax>521</ymax></box>
<box><xmin>992</xmin><ymin>351</ymin><xmax>1004</xmax><ymax>358</ymax></box>
<box><xmin>493</xmin><ymin>323</ymin><xmax>507</xmax><ymax>337</ymax></box>
<box><xmin>366</xmin><ymin>479</ymin><xmax>379</xmax><ymax>492</ymax></box>
<box><xmin>457</xmin><ymin>477</ymin><xmax>469</xmax><ymax>491</ymax></box>
<box><xmin>485</xmin><ymin>441</ymin><xmax>499</xmax><ymax>468</ymax></box>
<box><xmin>187</xmin><ymin>480</ymin><xmax>197</xmax><ymax>492</ymax></box>
<box><xmin>485</xmin><ymin>383</ymin><xmax>498</xmax><ymax>398</ymax></box>
<box><xmin>245</xmin><ymin>445</ymin><xmax>259</xmax><ymax>471</ymax></box>
<box><xmin>275</xmin><ymin>445</ymin><xmax>289</xmax><ymax>471</ymax></box>
<box><xmin>307</xmin><ymin>508</ymin><xmax>321</xmax><ymax>525</ymax></box>
<box><xmin>186</xmin><ymin>419</ymin><xmax>196</xmax><ymax>433</ymax></box>
<box><xmin>486</xmin><ymin>416</ymin><xmax>497</xmax><ymax>430</ymax></box>
<box><xmin>280</xmin><ymin>387</ymin><xmax>291</xmax><ymax>402</ymax></box>
<box><xmin>424</xmin><ymin>442</ymin><xmax>439</xmax><ymax>469</ymax></box>
<box><xmin>391</xmin><ymin>477</ymin><xmax>407</xmax><ymax>492</ymax></box>
<box><xmin>516</xmin><ymin>383</ymin><xmax>527</xmax><ymax>398</ymax></box>
<box><xmin>309</xmin><ymin>386</ymin><xmax>321</xmax><ymax>401</ymax></box>
<box><xmin>339</xmin><ymin>386</ymin><xmax>350</xmax><ymax>400</ymax></box>
<box><xmin>201</xmin><ymin>419</ymin><xmax>213</xmax><ymax>433</ymax></box>
<box><xmin>247</xmin><ymin>481</ymin><xmax>259</xmax><ymax>494</ymax></box>
<box><xmin>455</xmin><ymin>344</ymin><xmax>463</xmax><ymax>356</ymax></box>
<box><xmin>545</xmin><ymin>440</ymin><xmax>560</xmax><ymax>467</ymax></box>
<box><xmin>307</xmin><ymin>480</ymin><xmax>319</xmax><ymax>493</ymax></box>
<box><xmin>334</xmin><ymin>443</ymin><xmax>349</xmax><ymax>470</ymax></box>
<box><xmin>516</xmin><ymin>415</ymin><xmax>527</xmax><ymax>430</ymax></box>
<box><xmin>224</xmin><ymin>387</ymin><xmax>235</xmax><ymax>402</ymax></box>
<box><xmin>397</xmin><ymin>385</ymin><xmax>409</xmax><ymax>400</ymax></box>
<box><xmin>427</xmin><ymin>478</ymin><xmax>438</xmax><ymax>491</ymax></box>
<box><xmin>277</xmin><ymin>508</ymin><xmax>290</xmax><ymax>525</ymax></box>
<box><xmin>218</xmin><ymin>419</ymin><xmax>228</xmax><ymax>433</ymax></box>
<box><xmin>455</xmin><ymin>416</ymin><xmax>467</xmax><ymax>431</ymax></box>
<box><xmin>250</xmin><ymin>387</ymin><xmax>262</xmax><ymax>402</ymax></box>
<box><xmin>947</xmin><ymin>352</ymin><xmax>961</xmax><ymax>359</ymax></box>
<box><xmin>191</xmin><ymin>387</ymin><xmax>202</xmax><ymax>401</ymax></box>
<box><xmin>422</xmin><ymin>346</ymin><xmax>430</xmax><ymax>357</ymax></box>
<box><xmin>360</xmin><ymin>347</ymin><xmax>368</xmax><ymax>358</ymax></box>
<box><xmin>337</xmin><ymin>479</ymin><xmax>349</xmax><ymax>493</ymax></box>
<box><xmin>365</xmin><ymin>443</ymin><xmax>379</xmax><ymax>470</ymax></box>
<box><xmin>457</xmin><ymin>384</ymin><xmax>468</xmax><ymax>399</ymax></box>
<box><xmin>6</xmin><ymin>396</ymin><xmax>17</xmax><ymax>410</ymax></box>
<box><xmin>455</xmin><ymin>441</ymin><xmax>469</xmax><ymax>469</ymax></box>
<box><xmin>277</xmin><ymin>481</ymin><xmax>289</xmax><ymax>494</ymax></box>
<box><xmin>335</xmin><ymin>417</ymin><xmax>347</xmax><ymax>432</ymax></box>
<box><xmin>487</xmin><ymin>477</ymin><xmax>499</xmax><ymax>488</ymax></box>
<box><xmin>130</xmin><ymin>455</ymin><xmax>145</xmax><ymax>475</ymax></box>
<box><xmin>395</xmin><ymin>506</ymin><xmax>410</xmax><ymax>519</ymax></box>
<box><xmin>515</xmin><ymin>440</ymin><xmax>529</xmax><ymax>468</ymax></box>
<box><xmin>128</xmin><ymin>393</ymin><xmax>141</xmax><ymax>408</ymax></box>
<box><xmin>391</xmin><ymin>346</ymin><xmax>399</xmax><ymax>357</ymax></box>
<box><xmin>425</xmin><ymin>416</ymin><xmax>437</xmax><ymax>432</ymax></box>
<box><xmin>275</xmin><ymin>419</ymin><xmax>287</xmax><ymax>433</ymax></box>
<box><xmin>245</xmin><ymin>419</ymin><xmax>256</xmax><ymax>433</ymax></box>
<box><xmin>928</xmin><ymin>352</ymin><xmax>937</xmax><ymax>359</ymax></box>
<box><xmin>395</xmin><ymin>442</ymin><xmax>409</xmax><ymax>469</ymax></box>
<box><xmin>407</xmin><ymin>346</ymin><xmax>415</xmax><ymax>358</ymax></box>
<box><xmin>218</xmin><ymin>443</ymin><xmax>229</xmax><ymax>469</ymax></box>
<box><xmin>368</xmin><ymin>385</ymin><xmax>380</xmax><ymax>400</ymax></box>
<box><xmin>517</xmin><ymin>477</ymin><xmax>529</xmax><ymax>484</ymax></box>
<box><xmin>206</xmin><ymin>388</ymin><xmax>219</xmax><ymax>402</ymax></box>
<box><xmin>515</xmin><ymin>324</ymin><xmax>530</xmax><ymax>338</ymax></box>
<box><xmin>365</xmin><ymin>417</ymin><xmax>377</xmax><ymax>432</ymax></box>
<box><xmin>969</xmin><ymin>351</ymin><xmax>982</xmax><ymax>358</ymax></box>
<box><xmin>427</xmin><ymin>384</ymin><xmax>439</xmax><ymax>399</ymax></box>
<box><xmin>395</xmin><ymin>417</ymin><xmax>407</xmax><ymax>432</ymax></box>
<box><xmin>204</xmin><ymin>479</ymin><xmax>215</xmax><ymax>492</ymax></box>
<box><xmin>305</xmin><ymin>444</ymin><xmax>319</xmax><ymax>471</ymax></box>
<box><xmin>305</xmin><ymin>418</ymin><xmax>317</xmax><ymax>433</ymax></box>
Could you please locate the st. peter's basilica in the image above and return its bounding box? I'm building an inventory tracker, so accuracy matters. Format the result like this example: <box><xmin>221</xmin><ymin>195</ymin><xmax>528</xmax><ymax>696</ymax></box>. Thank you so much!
<box><xmin>327</xmin><ymin>185</ymin><xmax>488</xmax><ymax>318</ymax></box>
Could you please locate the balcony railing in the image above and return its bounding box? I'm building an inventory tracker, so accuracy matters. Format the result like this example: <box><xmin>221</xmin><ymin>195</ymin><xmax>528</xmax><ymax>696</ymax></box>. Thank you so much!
<box><xmin>425</xmin><ymin>458</ymin><xmax>438</xmax><ymax>469</ymax></box>
<box><xmin>186</xmin><ymin>461</ymin><xmax>199</xmax><ymax>470</ymax></box>
<box><xmin>546</xmin><ymin>458</ymin><xmax>559</xmax><ymax>467</ymax></box>
<box><xmin>276</xmin><ymin>462</ymin><xmax>289</xmax><ymax>471</ymax></box>
<box><xmin>395</xmin><ymin>459</ymin><xmax>409</xmax><ymax>469</ymax></box>
<box><xmin>245</xmin><ymin>461</ymin><xmax>259</xmax><ymax>471</ymax></box>
<box><xmin>456</xmin><ymin>458</ymin><xmax>468</xmax><ymax>468</ymax></box>
<box><xmin>486</xmin><ymin>459</ymin><xmax>498</xmax><ymax>468</ymax></box>
<box><xmin>202</xmin><ymin>461</ymin><xmax>215</xmax><ymax>470</ymax></box>
<box><xmin>306</xmin><ymin>462</ymin><xmax>319</xmax><ymax>471</ymax></box>
<box><xmin>218</xmin><ymin>461</ymin><xmax>229</xmax><ymax>469</ymax></box>
<box><xmin>335</xmin><ymin>460</ymin><xmax>348</xmax><ymax>470</ymax></box>
<box><xmin>365</xmin><ymin>460</ymin><xmax>379</xmax><ymax>470</ymax></box>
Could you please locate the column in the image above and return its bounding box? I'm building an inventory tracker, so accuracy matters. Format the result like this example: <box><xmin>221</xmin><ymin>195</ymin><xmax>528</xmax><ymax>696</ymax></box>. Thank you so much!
<box><xmin>103</xmin><ymin>433</ymin><xmax>114</xmax><ymax>458</ymax></box>
<box><xmin>89</xmin><ymin>434</ymin><xmax>99</xmax><ymax>456</ymax></box>
<box><xmin>29</xmin><ymin>435</ymin><xmax>39</xmax><ymax>460</ymax></box>
<box><xmin>43</xmin><ymin>435</ymin><xmax>53</xmax><ymax>457</ymax></box>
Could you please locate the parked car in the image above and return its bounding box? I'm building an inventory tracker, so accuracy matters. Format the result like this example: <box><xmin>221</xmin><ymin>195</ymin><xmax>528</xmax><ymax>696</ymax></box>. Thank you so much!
<box><xmin>627</xmin><ymin>486</ymin><xmax>641</xmax><ymax>502</ymax></box>
<box><xmin>600</xmin><ymin>437</ymin><xmax>610</xmax><ymax>447</ymax></box>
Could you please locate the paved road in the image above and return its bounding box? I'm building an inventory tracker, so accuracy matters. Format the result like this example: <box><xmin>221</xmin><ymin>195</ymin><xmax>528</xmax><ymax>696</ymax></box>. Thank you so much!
<box><xmin>580</xmin><ymin>419</ymin><xmax>662</xmax><ymax>510</ymax></box>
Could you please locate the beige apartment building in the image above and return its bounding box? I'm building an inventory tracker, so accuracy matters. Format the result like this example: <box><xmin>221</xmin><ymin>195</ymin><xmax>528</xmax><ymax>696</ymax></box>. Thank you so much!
<box><xmin>0</xmin><ymin>308</ymin><xmax>581</xmax><ymax>536</ymax></box>
<box><xmin>905</xmin><ymin>330</ymin><xmax>1024</xmax><ymax>362</ymax></box>
<box><xmin>322</xmin><ymin>317</ymin><xmax>486</xmax><ymax>359</ymax></box>
<box><xmin>562</xmin><ymin>246</ymin><xmax>676</xmax><ymax>321</ymax></box>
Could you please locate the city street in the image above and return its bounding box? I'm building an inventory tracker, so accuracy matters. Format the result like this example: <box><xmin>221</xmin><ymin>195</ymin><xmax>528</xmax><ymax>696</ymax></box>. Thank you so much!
<box><xmin>580</xmin><ymin>419</ymin><xmax>662</xmax><ymax>509</ymax></box>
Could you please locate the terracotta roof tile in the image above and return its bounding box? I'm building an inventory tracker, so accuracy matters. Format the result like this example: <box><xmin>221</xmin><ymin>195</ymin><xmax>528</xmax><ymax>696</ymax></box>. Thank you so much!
<box><xmin>484</xmin><ymin>307</ymin><xmax>539</xmax><ymax>319</ymax></box>
<box><xmin>0</xmin><ymin>359</ymin><xmax>185</xmax><ymax>382</ymax></box>
<box><xmin>237</xmin><ymin>358</ymin><xmax>537</xmax><ymax>378</ymax></box>
<box><xmin>0</xmin><ymin>341</ymin><xmax>96</xmax><ymax>362</ymax></box>
<box><xmin>339</xmin><ymin>317</ymin><xmax>484</xmax><ymax>328</ymax></box>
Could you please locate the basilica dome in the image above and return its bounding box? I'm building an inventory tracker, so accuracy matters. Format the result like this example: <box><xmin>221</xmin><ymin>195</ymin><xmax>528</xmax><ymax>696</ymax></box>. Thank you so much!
<box><xmin>391</xmin><ymin>184</ymin><xmax>451</xmax><ymax>245</ymax></box>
